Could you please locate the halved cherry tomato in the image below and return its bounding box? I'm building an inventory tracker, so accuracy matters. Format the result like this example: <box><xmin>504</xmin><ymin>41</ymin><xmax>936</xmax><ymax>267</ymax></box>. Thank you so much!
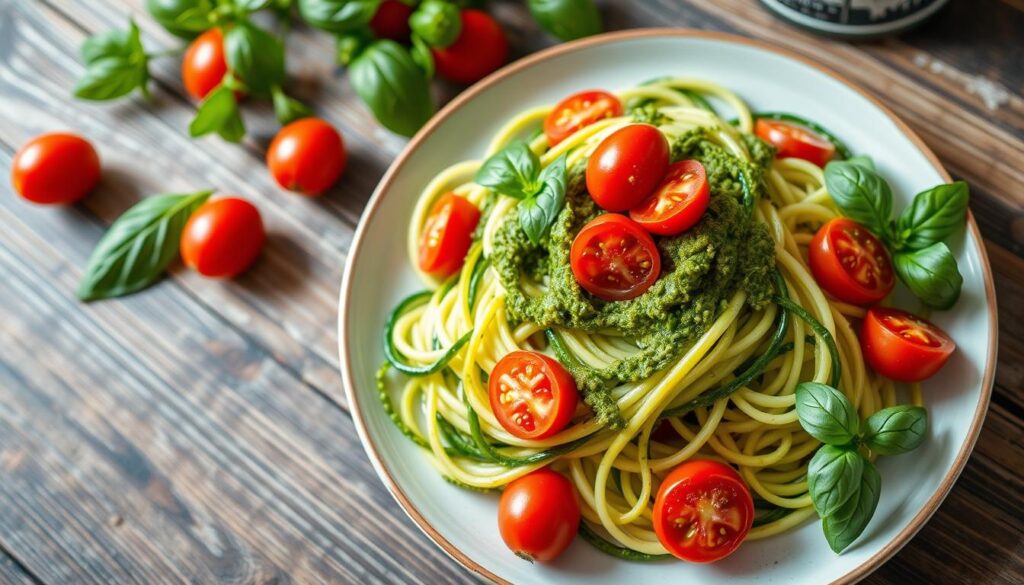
<box><xmin>11</xmin><ymin>132</ymin><xmax>100</xmax><ymax>205</ymax></box>
<box><xmin>432</xmin><ymin>10</ymin><xmax>507</xmax><ymax>84</ymax></box>
<box><xmin>586</xmin><ymin>124</ymin><xmax>669</xmax><ymax>212</ymax></box>
<box><xmin>861</xmin><ymin>307</ymin><xmax>955</xmax><ymax>382</ymax></box>
<box><xmin>369</xmin><ymin>0</ymin><xmax>414</xmax><ymax>41</ymax></box>
<box><xmin>498</xmin><ymin>468</ymin><xmax>580</xmax><ymax>562</ymax></box>
<box><xmin>267</xmin><ymin>118</ymin><xmax>347</xmax><ymax>196</ymax></box>
<box><xmin>543</xmin><ymin>90</ymin><xmax>623</xmax><ymax>146</ymax></box>
<box><xmin>653</xmin><ymin>460</ymin><xmax>754</xmax><ymax>563</ymax></box>
<box><xmin>570</xmin><ymin>214</ymin><xmax>660</xmax><ymax>301</ymax></box>
<box><xmin>629</xmin><ymin>160</ymin><xmax>710</xmax><ymax>236</ymax></box>
<box><xmin>809</xmin><ymin>217</ymin><xmax>895</xmax><ymax>306</ymax></box>
<box><xmin>182</xmin><ymin>28</ymin><xmax>229</xmax><ymax>101</ymax></box>
<box><xmin>755</xmin><ymin>118</ymin><xmax>835</xmax><ymax>167</ymax></box>
<box><xmin>181</xmin><ymin>197</ymin><xmax>265</xmax><ymax>278</ymax></box>
<box><xmin>489</xmin><ymin>351</ymin><xmax>578</xmax><ymax>440</ymax></box>
<box><xmin>418</xmin><ymin>192</ymin><xmax>480</xmax><ymax>278</ymax></box>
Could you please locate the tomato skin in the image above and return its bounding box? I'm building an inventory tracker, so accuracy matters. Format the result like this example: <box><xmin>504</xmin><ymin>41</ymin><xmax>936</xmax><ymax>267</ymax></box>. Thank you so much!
<box><xmin>432</xmin><ymin>10</ymin><xmax>507</xmax><ymax>84</ymax></box>
<box><xmin>861</xmin><ymin>307</ymin><xmax>956</xmax><ymax>382</ymax></box>
<box><xmin>586</xmin><ymin>124</ymin><xmax>670</xmax><ymax>212</ymax></box>
<box><xmin>755</xmin><ymin>118</ymin><xmax>835</xmax><ymax>167</ymax></box>
<box><xmin>180</xmin><ymin>197</ymin><xmax>265</xmax><ymax>278</ymax></box>
<box><xmin>498</xmin><ymin>468</ymin><xmax>580</xmax><ymax>562</ymax></box>
<box><xmin>629</xmin><ymin>160</ymin><xmax>710</xmax><ymax>236</ymax></box>
<box><xmin>809</xmin><ymin>218</ymin><xmax>895</xmax><ymax>306</ymax></box>
<box><xmin>267</xmin><ymin>118</ymin><xmax>348</xmax><ymax>196</ymax></box>
<box><xmin>489</xmin><ymin>351</ymin><xmax>578</xmax><ymax>440</ymax></box>
<box><xmin>418</xmin><ymin>192</ymin><xmax>480</xmax><ymax>278</ymax></box>
<box><xmin>543</xmin><ymin>90</ymin><xmax>623</xmax><ymax>146</ymax></box>
<box><xmin>11</xmin><ymin>133</ymin><xmax>100</xmax><ymax>205</ymax></box>
<box><xmin>369</xmin><ymin>0</ymin><xmax>414</xmax><ymax>41</ymax></box>
<box><xmin>653</xmin><ymin>460</ymin><xmax>754</xmax><ymax>563</ymax></box>
<box><xmin>570</xmin><ymin>214</ymin><xmax>661</xmax><ymax>301</ymax></box>
<box><xmin>182</xmin><ymin>28</ymin><xmax>229</xmax><ymax>100</ymax></box>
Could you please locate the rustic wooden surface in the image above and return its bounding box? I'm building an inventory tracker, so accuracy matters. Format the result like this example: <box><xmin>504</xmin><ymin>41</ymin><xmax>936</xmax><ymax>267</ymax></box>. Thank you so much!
<box><xmin>0</xmin><ymin>0</ymin><xmax>1021</xmax><ymax>583</ymax></box>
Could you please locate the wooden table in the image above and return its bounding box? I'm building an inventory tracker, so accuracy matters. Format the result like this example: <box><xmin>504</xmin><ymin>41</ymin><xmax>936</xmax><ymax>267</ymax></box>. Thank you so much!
<box><xmin>1</xmin><ymin>0</ymin><xmax>1021</xmax><ymax>583</ymax></box>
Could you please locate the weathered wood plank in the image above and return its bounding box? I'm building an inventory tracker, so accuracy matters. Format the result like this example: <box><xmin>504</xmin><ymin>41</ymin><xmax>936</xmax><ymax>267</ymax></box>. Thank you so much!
<box><xmin>0</xmin><ymin>549</ymin><xmax>38</xmax><ymax>585</ymax></box>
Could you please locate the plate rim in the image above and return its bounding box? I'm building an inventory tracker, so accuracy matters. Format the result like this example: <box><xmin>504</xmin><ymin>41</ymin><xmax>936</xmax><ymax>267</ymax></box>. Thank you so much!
<box><xmin>337</xmin><ymin>28</ymin><xmax>998</xmax><ymax>585</ymax></box>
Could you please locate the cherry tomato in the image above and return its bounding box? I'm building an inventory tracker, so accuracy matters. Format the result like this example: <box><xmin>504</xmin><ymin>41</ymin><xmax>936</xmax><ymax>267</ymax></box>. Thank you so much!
<box><xmin>653</xmin><ymin>460</ymin><xmax>754</xmax><ymax>563</ymax></box>
<box><xmin>498</xmin><ymin>468</ymin><xmax>580</xmax><ymax>562</ymax></box>
<box><xmin>629</xmin><ymin>160</ymin><xmax>710</xmax><ymax>236</ymax></box>
<box><xmin>266</xmin><ymin>118</ymin><xmax>347</xmax><ymax>196</ymax></box>
<box><xmin>182</xmin><ymin>28</ymin><xmax>230</xmax><ymax>101</ymax></box>
<box><xmin>861</xmin><ymin>307</ymin><xmax>956</xmax><ymax>382</ymax></box>
<box><xmin>10</xmin><ymin>133</ymin><xmax>100</xmax><ymax>205</ymax></box>
<box><xmin>181</xmin><ymin>197</ymin><xmax>265</xmax><ymax>278</ymax></box>
<box><xmin>809</xmin><ymin>218</ymin><xmax>895</xmax><ymax>306</ymax></box>
<box><xmin>369</xmin><ymin>0</ymin><xmax>414</xmax><ymax>41</ymax></box>
<box><xmin>489</xmin><ymin>351</ymin><xmax>578</xmax><ymax>440</ymax></box>
<box><xmin>543</xmin><ymin>90</ymin><xmax>623</xmax><ymax>146</ymax></box>
<box><xmin>586</xmin><ymin>124</ymin><xmax>669</xmax><ymax>212</ymax></box>
<box><xmin>755</xmin><ymin>118</ymin><xmax>835</xmax><ymax>167</ymax></box>
<box><xmin>432</xmin><ymin>10</ymin><xmax>507</xmax><ymax>84</ymax></box>
<box><xmin>418</xmin><ymin>192</ymin><xmax>480</xmax><ymax>278</ymax></box>
<box><xmin>570</xmin><ymin>214</ymin><xmax>661</xmax><ymax>301</ymax></box>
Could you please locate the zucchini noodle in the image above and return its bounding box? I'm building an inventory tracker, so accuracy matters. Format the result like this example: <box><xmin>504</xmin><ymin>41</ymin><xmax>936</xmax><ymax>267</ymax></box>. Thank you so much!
<box><xmin>379</xmin><ymin>78</ymin><xmax>911</xmax><ymax>558</ymax></box>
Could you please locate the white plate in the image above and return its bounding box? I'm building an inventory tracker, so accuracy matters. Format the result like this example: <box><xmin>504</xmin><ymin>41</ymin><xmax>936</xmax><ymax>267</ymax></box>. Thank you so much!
<box><xmin>339</xmin><ymin>29</ymin><xmax>997</xmax><ymax>585</ymax></box>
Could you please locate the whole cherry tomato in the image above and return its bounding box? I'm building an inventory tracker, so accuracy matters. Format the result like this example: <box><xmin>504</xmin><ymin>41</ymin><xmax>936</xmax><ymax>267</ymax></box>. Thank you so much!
<box><xmin>11</xmin><ymin>133</ymin><xmax>100</xmax><ymax>205</ymax></box>
<box><xmin>267</xmin><ymin>118</ymin><xmax>348</xmax><ymax>196</ymax></box>
<box><xmin>808</xmin><ymin>217</ymin><xmax>895</xmax><ymax>306</ymax></box>
<box><xmin>586</xmin><ymin>124</ymin><xmax>669</xmax><ymax>212</ymax></box>
<box><xmin>498</xmin><ymin>468</ymin><xmax>580</xmax><ymax>562</ymax></box>
<box><xmin>369</xmin><ymin>0</ymin><xmax>414</xmax><ymax>41</ymax></box>
<box><xmin>181</xmin><ymin>197</ymin><xmax>265</xmax><ymax>278</ymax></box>
<box><xmin>861</xmin><ymin>307</ymin><xmax>956</xmax><ymax>382</ymax></box>
<box><xmin>182</xmin><ymin>28</ymin><xmax>229</xmax><ymax>101</ymax></box>
<box><xmin>432</xmin><ymin>10</ymin><xmax>508</xmax><ymax>84</ymax></box>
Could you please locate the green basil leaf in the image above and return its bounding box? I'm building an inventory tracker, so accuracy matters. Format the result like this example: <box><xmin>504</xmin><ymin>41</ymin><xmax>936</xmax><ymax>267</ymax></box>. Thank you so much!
<box><xmin>409</xmin><ymin>0</ymin><xmax>462</xmax><ymax>48</ymax></box>
<box><xmin>409</xmin><ymin>34</ymin><xmax>435</xmax><ymax>79</ymax></box>
<box><xmin>145</xmin><ymin>0</ymin><xmax>213</xmax><ymax>37</ymax></box>
<box><xmin>77</xmin><ymin>190</ymin><xmax>213</xmax><ymax>301</ymax></box>
<box><xmin>189</xmin><ymin>85</ymin><xmax>246</xmax><ymax>141</ymax></box>
<box><xmin>844</xmin><ymin>155</ymin><xmax>875</xmax><ymax>171</ymax></box>
<box><xmin>224</xmin><ymin>20</ymin><xmax>285</xmax><ymax>96</ymax></box>
<box><xmin>824</xmin><ymin>160</ymin><xmax>894</xmax><ymax>239</ymax></box>
<box><xmin>893</xmin><ymin>242</ymin><xmax>963</xmax><ymax>310</ymax></box>
<box><xmin>807</xmin><ymin>445</ymin><xmax>864</xmax><ymax>518</ymax></box>
<box><xmin>335</xmin><ymin>29</ymin><xmax>373</xmax><ymax>65</ymax></box>
<box><xmin>862</xmin><ymin>405</ymin><xmax>928</xmax><ymax>456</ymax></box>
<box><xmin>349</xmin><ymin>40</ymin><xmax>434</xmax><ymax>137</ymax></box>
<box><xmin>475</xmin><ymin>141</ymin><xmax>541</xmax><ymax>200</ymax></box>
<box><xmin>298</xmin><ymin>0</ymin><xmax>381</xmax><ymax>33</ymax></box>
<box><xmin>271</xmin><ymin>85</ymin><xmax>314</xmax><ymax>125</ymax></box>
<box><xmin>896</xmin><ymin>181</ymin><xmax>969</xmax><ymax>250</ymax></box>
<box><xmin>823</xmin><ymin>458</ymin><xmax>880</xmax><ymax>554</ymax></box>
<box><xmin>74</xmin><ymin>56</ymin><xmax>148</xmax><ymax>101</ymax></box>
<box><xmin>795</xmin><ymin>382</ymin><xmax>860</xmax><ymax>446</ymax></box>
<box><xmin>527</xmin><ymin>0</ymin><xmax>602</xmax><ymax>41</ymax></box>
<box><xmin>81</xmin><ymin>20</ymin><xmax>143</xmax><ymax>64</ymax></box>
<box><xmin>518</xmin><ymin>154</ymin><xmax>567</xmax><ymax>244</ymax></box>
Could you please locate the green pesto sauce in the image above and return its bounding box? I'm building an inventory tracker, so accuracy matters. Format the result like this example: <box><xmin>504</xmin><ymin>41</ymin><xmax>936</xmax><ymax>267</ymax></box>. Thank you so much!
<box><xmin>492</xmin><ymin>128</ymin><xmax>776</xmax><ymax>426</ymax></box>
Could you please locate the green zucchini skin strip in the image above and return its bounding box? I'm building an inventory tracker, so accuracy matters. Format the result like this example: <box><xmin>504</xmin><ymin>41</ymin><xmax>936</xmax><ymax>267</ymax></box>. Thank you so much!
<box><xmin>578</xmin><ymin>522</ymin><xmax>670</xmax><ymax>562</ymax></box>
<box><xmin>750</xmin><ymin>112</ymin><xmax>853</xmax><ymax>160</ymax></box>
<box><xmin>752</xmin><ymin>505</ymin><xmax>793</xmax><ymax>527</ymax></box>
<box><xmin>770</xmin><ymin>295</ymin><xmax>842</xmax><ymax>388</ymax></box>
<box><xmin>384</xmin><ymin>290</ymin><xmax>473</xmax><ymax>376</ymax></box>
<box><xmin>436</xmin><ymin>414</ymin><xmax>491</xmax><ymax>462</ymax></box>
<box><xmin>467</xmin><ymin>256</ymin><xmax>489</xmax><ymax>310</ymax></box>
<box><xmin>679</xmin><ymin>88</ymin><xmax>715</xmax><ymax>113</ymax></box>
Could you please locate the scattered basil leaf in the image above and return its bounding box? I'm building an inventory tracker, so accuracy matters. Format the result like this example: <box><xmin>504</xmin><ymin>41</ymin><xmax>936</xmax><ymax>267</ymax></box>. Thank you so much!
<box><xmin>409</xmin><ymin>34</ymin><xmax>436</xmax><ymax>79</ymax></box>
<box><xmin>189</xmin><ymin>85</ymin><xmax>246</xmax><ymax>141</ymax></box>
<box><xmin>298</xmin><ymin>0</ymin><xmax>382</xmax><ymax>33</ymax></box>
<box><xmin>145</xmin><ymin>0</ymin><xmax>213</xmax><ymax>38</ymax></box>
<box><xmin>527</xmin><ymin>0</ymin><xmax>602</xmax><ymax>41</ymax></box>
<box><xmin>75</xmin><ymin>20</ymin><xmax>150</xmax><ymax>101</ymax></box>
<box><xmin>824</xmin><ymin>160</ymin><xmax>894</xmax><ymax>240</ymax></box>
<box><xmin>862</xmin><ymin>405</ymin><xmax>928</xmax><ymax>456</ymax></box>
<box><xmin>410</xmin><ymin>0</ymin><xmax>462</xmax><ymax>47</ymax></box>
<box><xmin>822</xmin><ymin>459</ymin><xmax>880</xmax><ymax>553</ymax></box>
<box><xmin>475</xmin><ymin>141</ymin><xmax>541</xmax><ymax>200</ymax></box>
<box><xmin>893</xmin><ymin>242</ymin><xmax>963</xmax><ymax>310</ymax></box>
<box><xmin>77</xmin><ymin>190</ymin><xmax>213</xmax><ymax>301</ymax></box>
<box><xmin>335</xmin><ymin>29</ymin><xmax>373</xmax><ymax>65</ymax></box>
<box><xmin>795</xmin><ymin>382</ymin><xmax>860</xmax><ymax>446</ymax></box>
<box><xmin>519</xmin><ymin>155</ymin><xmax>567</xmax><ymax>244</ymax></box>
<box><xmin>896</xmin><ymin>181</ymin><xmax>969</xmax><ymax>251</ymax></box>
<box><xmin>234</xmin><ymin>0</ymin><xmax>273</xmax><ymax>11</ymax></box>
<box><xmin>844</xmin><ymin>155</ymin><xmax>875</xmax><ymax>171</ymax></box>
<box><xmin>271</xmin><ymin>85</ymin><xmax>313</xmax><ymax>125</ymax></box>
<box><xmin>224</xmin><ymin>20</ymin><xmax>285</xmax><ymax>96</ymax></box>
<box><xmin>80</xmin><ymin>23</ymin><xmax>141</xmax><ymax>64</ymax></box>
<box><xmin>349</xmin><ymin>40</ymin><xmax>435</xmax><ymax>137</ymax></box>
<box><xmin>807</xmin><ymin>445</ymin><xmax>864</xmax><ymax>517</ymax></box>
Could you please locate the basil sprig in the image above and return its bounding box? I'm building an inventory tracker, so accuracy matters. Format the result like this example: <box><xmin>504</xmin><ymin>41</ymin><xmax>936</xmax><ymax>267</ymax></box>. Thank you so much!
<box><xmin>189</xmin><ymin>84</ymin><xmax>246</xmax><ymax>141</ymax></box>
<box><xmin>349</xmin><ymin>40</ymin><xmax>435</xmax><ymax>137</ymax></box>
<box><xmin>224</xmin><ymin>19</ymin><xmax>285</xmax><ymax>96</ymax></box>
<box><xmin>795</xmin><ymin>382</ymin><xmax>928</xmax><ymax>553</ymax></box>
<box><xmin>74</xmin><ymin>20</ymin><xmax>151</xmax><ymax>101</ymax></box>
<box><xmin>823</xmin><ymin>159</ymin><xmax>969</xmax><ymax>309</ymax></box>
<box><xmin>77</xmin><ymin>190</ymin><xmax>213</xmax><ymax>301</ymax></box>
<box><xmin>527</xmin><ymin>0</ymin><xmax>602</xmax><ymax>41</ymax></box>
<box><xmin>475</xmin><ymin>142</ymin><xmax>568</xmax><ymax>244</ymax></box>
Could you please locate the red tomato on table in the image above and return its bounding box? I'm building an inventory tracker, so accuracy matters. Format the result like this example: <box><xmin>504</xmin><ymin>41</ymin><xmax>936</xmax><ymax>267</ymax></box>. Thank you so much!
<box><xmin>417</xmin><ymin>192</ymin><xmax>480</xmax><ymax>278</ymax></box>
<box><xmin>182</xmin><ymin>28</ymin><xmax>229</xmax><ymax>101</ymax></box>
<box><xmin>861</xmin><ymin>307</ymin><xmax>955</xmax><ymax>382</ymax></box>
<box><xmin>570</xmin><ymin>214</ymin><xmax>661</xmax><ymax>301</ymax></box>
<box><xmin>498</xmin><ymin>468</ymin><xmax>580</xmax><ymax>562</ymax></box>
<box><xmin>586</xmin><ymin>124</ymin><xmax>669</xmax><ymax>212</ymax></box>
<box><xmin>629</xmin><ymin>160</ymin><xmax>710</xmax><ymax>236</ymax></box>
<box><xmin>369</xmin><ymin>0</ymin><xmax>414</xmax><ymax>41</ymax></box>
<box><xmin>432</xmin><ymin>10</ymin><xmax>507</xmax><ymax>84</ymax></box>
<box><xmin>181</xmin><ymin>197</ymin><xmax>265</xmax><ymax>278</ymax></box>
<box><xmin>489</xmin><ymin>351</ymin><xmax>578</xmax><ymax>440</ymax></box>
<box><xmin>267</xmin><ymin>118</ymin><xmax>348</xmax><ymax>196</ymax></box>
<box><xmin>653</xmin><ymin>460</ymin><xmax>754</xmax><ymax>563</ymax></box>
<box><xmin>11</xmin><ymin>133</ymin><xmax>100</xmax><ymax>205</ymax></box>
<box><xmin>809</xmin><ymin>218</ymin><xmax>895</xmax><ymax>306</ymax></box>
<box><xmin>543</xmin><ymin>90</ymin><xmax>623</xmax><ymax>146</ymax></box>
<box><xmin>755</xmin><ymin>118</ymin><xmax>835</xmax><ymax>167</ymax></box>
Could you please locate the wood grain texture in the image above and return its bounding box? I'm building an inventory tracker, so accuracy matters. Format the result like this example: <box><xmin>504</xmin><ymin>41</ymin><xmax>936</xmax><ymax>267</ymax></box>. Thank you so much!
<box><xmin>0</xmin><ymin>0</ymin><xmax>1020</xmax><ymax>582</ymax></box>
